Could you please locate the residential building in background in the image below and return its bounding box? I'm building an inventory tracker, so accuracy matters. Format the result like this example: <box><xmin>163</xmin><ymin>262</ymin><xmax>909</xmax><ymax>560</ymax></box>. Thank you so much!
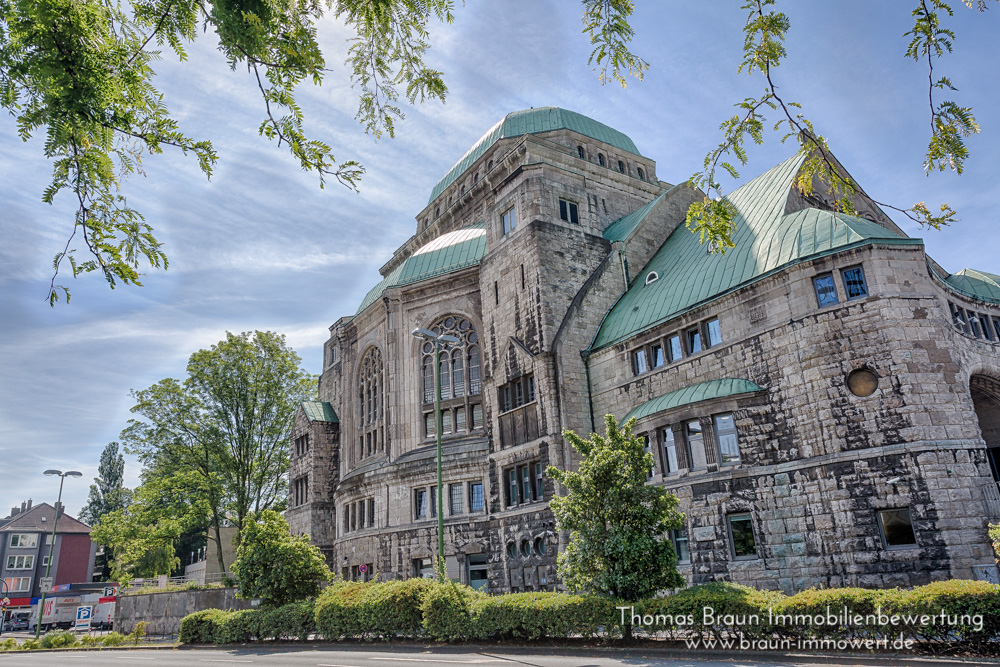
<box><xmin>288</xmin><ymin>107</ymin><xmax>1000</xmax><ymax>593</ymax></box>
<box><xmin>1</xmin><ymin>500</ymin><xmax>96</xmax><ymax>621</ymax></box>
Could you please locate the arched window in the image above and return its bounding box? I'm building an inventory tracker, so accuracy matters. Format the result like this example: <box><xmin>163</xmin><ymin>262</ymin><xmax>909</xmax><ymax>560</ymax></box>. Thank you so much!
<box><xmin>473</xmin><ymin>173</ymin><xmax>479</xmax><ymax>184</ymax></box>
<box><xmin>488</xmin><ymin>159</ymin><xmax>493</xmax><ymax>170</ymax></box>
<box><xmin>617</xmin><ymin>160</ymin><xmax>625</xmax><ymax>173</ymax></box>
<box><xmin>420</xmin><ymin>316</ymin><xmax>483</xmax><ymax>437</ymax></box>
<box><xmin>358</xmin><ymin>347</ymin><xmax>384</xmax><ymax>461</ymax></box>
<box><xmin>637</xmin><ymin>167</ymin><xmax>645</xmax><ymax>181</ymax></box>
<box><xmin>577</xmin><ymin>145</ymin><xmax>585</xmax><ymax>159</ymax></box>
<box><xmin>598</xmin><ymin>153</ymin><xmax>606</xmax><ymax>167</ymax></box>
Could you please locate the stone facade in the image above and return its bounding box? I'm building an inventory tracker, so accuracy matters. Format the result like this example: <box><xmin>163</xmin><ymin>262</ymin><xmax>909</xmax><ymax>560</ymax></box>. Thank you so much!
<box><xmin>289</xmin><ymin>107</ymin><xmax>1000</xmax><ymax>593</ymax></box>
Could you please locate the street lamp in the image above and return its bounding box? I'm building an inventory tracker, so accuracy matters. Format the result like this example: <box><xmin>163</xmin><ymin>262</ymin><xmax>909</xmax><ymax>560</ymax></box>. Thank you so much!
<box><xmin>34</xmin><ymin>469</ymin><xmax>82</xmax><ymax>638</ymax></box>
<box><xmin>411</xmin><ymin>327</ymin><xmax>459</xmax><ymax>581</ymax></box>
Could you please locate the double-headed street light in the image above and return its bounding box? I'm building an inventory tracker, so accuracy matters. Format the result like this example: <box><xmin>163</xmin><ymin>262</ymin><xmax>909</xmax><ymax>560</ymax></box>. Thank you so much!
<box><xmin>34</xmin><ymin>469</ymin><xmax>82</xmax><ymax>638</ymax></box>
<box><xmin>411</xmin><ymin>327</ymin><xmax>459</xmax><ymax>581</ymax></box>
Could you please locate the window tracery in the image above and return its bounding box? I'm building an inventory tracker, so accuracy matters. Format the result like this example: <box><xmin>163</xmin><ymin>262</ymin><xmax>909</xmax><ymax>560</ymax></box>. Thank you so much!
<box><xmin>358</xmin><ymin>347</ymin><xmax>384</xmax><ymax>461</ymax></box>
<box><xmin>420</xmin><ymin>316</ymin><xmax>483</xmax><ymax>437</ymax></box>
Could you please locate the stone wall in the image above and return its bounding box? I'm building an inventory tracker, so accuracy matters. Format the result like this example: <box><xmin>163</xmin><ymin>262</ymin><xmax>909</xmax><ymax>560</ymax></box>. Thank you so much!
<box><xmin>115</xmin><ymin>588</ymin><xmax>254</xmax><ymax>636</ymax></box>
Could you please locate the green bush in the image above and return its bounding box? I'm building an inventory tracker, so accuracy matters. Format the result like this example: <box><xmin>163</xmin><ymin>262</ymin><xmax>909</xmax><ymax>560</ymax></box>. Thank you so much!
<box><xmin>0</xmin><ymin>637</ymin><xmax>18</xmax><ymax>651</ymax></box>
<box><xmin>655</xmin><ymin>581</ymin><xmax>785</xmax><ymax>640</ymax></box>
<box><xmin>315</xmin><ymin>578</ymin><xmax>434</xmax><ymax>640</ymax></box>
<box><xmin>180</xmin><ymin>608</ymin><xmax>229</xmax><ymax>644</ymax></box>
<box><xmin>39</xmin><ymin>630</ymin><xmax>78</xmax><ymax>649</ymax></box>
<box><xmin>776</xmin><ymin>586</ymin><xmax>893</xmax><ymax>640</ymax></box>
<box><xmin>422</xmin><ymin>582</ymin><xmax>485</xmax><ymax>641</ymax></box>
<box><xmin>213</xmin><ymin>609</ymin><xmax>261</xmax><ymax>644</ymax></box>
<box><xmin>101</xmin><ymin>631</ymin><xmax>127</xmax><ymax>646</ymax></box>
<box><xmin>18</xmin><ymin>638</ymin><xmax>41</xmax><ymax>651</ymax></box>
<box><xmin>473</xmin><ymin>592</ymin><xmax>617</xmax><ymax>640</ymax></box>
<box><xmin>260</xmin><ymin>599</ymin><xmax>316</xmax><ymax>641</ymax></box>
<box><xmin>78</xmin><ymin>634</ymin><xmax>103</xmax><ymax>647</ymax></box>
<box><xmin>888</xmin><ymin>579</ymin><xmax>1000</xmax><ymax>648</ymax></box>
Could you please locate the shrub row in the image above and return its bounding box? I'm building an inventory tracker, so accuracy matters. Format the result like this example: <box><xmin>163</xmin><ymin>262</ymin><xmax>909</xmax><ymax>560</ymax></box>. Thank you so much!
<box><xmin>0</xmin><ymin>630</ymin><xmax>130</xmax><ymax>652</ymax></box>
<box><xmin>179</xmin><ymin>579</ymin><xmax>1000</xmax><ymax>649</ymax></box>
<box><xmin>179</xmin><ymin>599</ymin><xmax>316</xmax><ymax>644</ymax></box>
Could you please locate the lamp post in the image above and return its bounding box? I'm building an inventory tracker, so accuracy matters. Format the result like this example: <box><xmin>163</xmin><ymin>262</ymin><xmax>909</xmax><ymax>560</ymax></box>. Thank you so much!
<box><xmin>411</xmin><ymin>327</ymin><xmax>459</xmax><ymax>582</ymax></box>
<box><xmin>1</xmin><ymin>578</ymin><xmax>8</xmax><ymax>636</ymax></box>
<box><xmin>34</xmin><ymin>469</ymin><xmax>82</xmax><ymax>639</ymax></box>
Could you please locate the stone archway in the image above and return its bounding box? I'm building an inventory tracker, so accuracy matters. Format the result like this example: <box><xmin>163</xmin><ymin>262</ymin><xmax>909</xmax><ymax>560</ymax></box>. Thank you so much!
<box><xmin>971</xmin><ymin>374</ymin><xmax>1000</xmax><ymax>484</ymax></box>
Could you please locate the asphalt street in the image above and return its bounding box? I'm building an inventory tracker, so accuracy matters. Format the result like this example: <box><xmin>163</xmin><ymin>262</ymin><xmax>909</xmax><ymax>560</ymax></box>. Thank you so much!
<box><xmin>0</xmin><ymin>646</ymin><xmax>993</xmax><ymax>667</ymax></box>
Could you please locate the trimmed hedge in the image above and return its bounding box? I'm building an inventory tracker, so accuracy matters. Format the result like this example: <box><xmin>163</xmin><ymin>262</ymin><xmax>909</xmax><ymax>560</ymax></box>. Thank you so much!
<box><xmin>315</xmin><ymin>578</ymin><xmax>434</xmax><ymax>640</ymax></box>
<box><xmin>178</xmin><ymin>578</ymin><xmax>1000</xmax><ymax>649</ymax></box>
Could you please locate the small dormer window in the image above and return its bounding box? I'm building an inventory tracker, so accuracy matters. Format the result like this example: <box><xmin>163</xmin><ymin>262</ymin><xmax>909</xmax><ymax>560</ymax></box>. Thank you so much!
<box><xmin>577</xmin><ymin>145</ymin><xmax>585</xmax><ymax>159</ymax></box>
<box><xmin>637</xmin><ymin>167</ymin><xmax>645</xmax><ymax>181</ymax></box>
<box><xmin>617</xmin><ymin>160</ymin><xmax>625</xmax><ymax>174</ymax></box>
<box><xmin>645</xmin><ymin>271</ymin><xmax>659</xmax><ymax>285</ymax></box>
<box><xmin>598</xmin><ymin>154</ymin><xmax>606</xmax><ymax>167</ymax></box>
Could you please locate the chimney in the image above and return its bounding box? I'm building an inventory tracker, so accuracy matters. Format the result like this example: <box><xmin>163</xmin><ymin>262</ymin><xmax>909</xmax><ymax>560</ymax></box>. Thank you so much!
<box><xmin>9</xmin><ymin>507</ymin><xmax>18</xmax><ymax>517</ymax></box>
<box><xmin>55</xmin><ymin>502</ymin><xmax>63</xmax><ymax>518</ymax></box>
<box><xmin>26</xmin><ymin>498</ymin><xmax>32</xmax><ymax>510</ymax></box>
<box><xmin>21</xmin><ymin>501</ymin><xmax>26</xmax><ymax>513</ymax></box>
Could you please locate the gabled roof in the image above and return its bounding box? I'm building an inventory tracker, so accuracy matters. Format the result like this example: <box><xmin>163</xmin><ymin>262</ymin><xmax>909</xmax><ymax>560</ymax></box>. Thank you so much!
<box><xmin>0</xmin><ymin>502</ymin><xmax>91</xmax><ymax>534</ymax></box>
<box><xmin>622</xmin><ymin>378</ymin><xmax>763</xmax><ymax>423</ymax></box>
<box><xmin>591</xmin><ymin>154</ymin><xmax>922</xmax><ymax>350</ymax></box>
<box><xmin>602</xmin><ymin>188</ymin><xmax>671</xmax><ymax>242</ymax></box>
<box><xmin>301</xmin><ymin>401</ymin><xmax>339</xmax><ymax>423</ymax></box>
<box><xmin>944</xmin><ymin>268</ymin><xmax>1000</xmax><ymax>303</ymax></box>
<box><xmin>428</xmin><ymin>107</ymin><xmax>643</xmax><ymax>204</ymax></box>
<box><xmin>356</xmin><ymin>223</ymin><xmax>487</xmax><ymax>315</ymax></box>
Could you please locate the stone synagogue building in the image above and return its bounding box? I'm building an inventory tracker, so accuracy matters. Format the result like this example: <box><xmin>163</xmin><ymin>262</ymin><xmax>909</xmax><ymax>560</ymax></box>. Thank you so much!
<box><xmin>287</xmin><ymin>107</ymin><xmax>1000</xmax><ymax>594</ymax></box>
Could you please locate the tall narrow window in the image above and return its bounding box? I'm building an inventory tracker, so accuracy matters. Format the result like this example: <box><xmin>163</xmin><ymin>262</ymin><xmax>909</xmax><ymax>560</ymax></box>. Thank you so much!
<box><xmin>637</xmin><ymin>167</ymin><xmax>646</xmax><ymax>181</ymax></box>
<box><xmin>651</xmin><ymin>343</ymin><xmax>664</xmax><ymax>368</ymax></box>
<box><xmin>728</xmin><ymin>514</ymin><xmax>757</xmax><ymax>559</ymax></box>
<box><xmin>671</xmin><ymin>527</ymin><xmax>690</xmax><ymax>563</ymax></box>
<box><xmin>667</xmin><ymin>334</ymin><xmax>682</xmax><ymax>362</ymax></box>
<box><xmin>368</xmin><ymin>498</ymin><xmax>376</xmax><ymax>527</ymax></box>
<box><xmin>502</xmin><ymin>207</ymin><xmax>517</xmax><ymax>234</ymax></box>
<box><xmin>469</xmin><ymin>346</ymin><xmax>481</xmax><ymax>395</ymax></box>
<box><xmin>450</xmin><ymin>484</ymin><xmax>464</xmax><ymax>515</ymax></box>
<box><xmin>661</xmin><ymin>427</ymin><xmax>678</xmax><ymax>474</ymax></box>
<box><xmin>686</xmin><ymin>327</ymin><xmax>702</xmax><ymax>354</ymax></box>
<box><xmin>841</xmin><ymin>265</ymin><xmax>868</xmax><ymax>300</ymax></box>
<box><xmin>685</xmin><ymin>420</ymin><xmax>707</xmax><ymax>470</ymax></box>
<box><xmin>470</xmin><ymin>482</ymin><xmax>484</xmax><ymax>512</ymax></box>
<box><xmin>358</xmin><ymin>347</ymin><xmax>383</xmax><ymax>463</ymax></box>
<box><xmin>705</xmin><ymin>318</ymin><xmax>722</xmax><ymax>347</ymax></box>
<box><xmin>633</xmin><ymin>348</ymin><xmax>648</xmax><ymax>375</ymax></box>
<box><xmin>714</xmin><ymin>413</ymin><xmax>740</xmax><ymax>464</ymax></box>
<box><xmin>506</xmin><ymin>469</ymin><xmax>519</xmax><ymax>506</ymax></box>
<box><xmin>598</xmin><ymin>153</ymin><xmax>606</xmax><ymax>167</ymax></box>
<box><xmin>642</xmin><ymin>434</ymin><xmax>653</xmax><ymax>479</ymax></box>
<box><xmin>452</xmin><ymin>352</ymin><xmax>465</xmax><ymax>398</ymax></box>
<box><xmin>617</xmin><ymin>160</ymin><xmax>625</xmax><ymax>173</ymax></box>
<box><xmin>577</xmin><ymin>145</ymin><xmax>585</xmax><ymax>159</ymax></box>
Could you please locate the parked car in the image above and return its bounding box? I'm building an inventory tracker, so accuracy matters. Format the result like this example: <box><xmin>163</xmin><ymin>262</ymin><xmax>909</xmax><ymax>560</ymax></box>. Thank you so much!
<box><xmin>3</xmin><ymin>616</ymin><xmax>29</xmax><ymax>632</ymax></box>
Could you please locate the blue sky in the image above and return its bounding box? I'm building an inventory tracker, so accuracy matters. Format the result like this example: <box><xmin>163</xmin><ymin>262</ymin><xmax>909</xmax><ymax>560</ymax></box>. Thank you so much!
<box><xmin>1</xmin><ymin>1</ymin><xmax>998</xmax><ymax>517</ymax></box>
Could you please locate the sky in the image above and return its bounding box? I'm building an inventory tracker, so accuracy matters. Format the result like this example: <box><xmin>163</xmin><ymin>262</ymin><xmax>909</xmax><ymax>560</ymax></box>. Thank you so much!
<box><xmin>1</xmin><ymin>1</ymin><xmax>998</xmax><ymax>518</ymax></box>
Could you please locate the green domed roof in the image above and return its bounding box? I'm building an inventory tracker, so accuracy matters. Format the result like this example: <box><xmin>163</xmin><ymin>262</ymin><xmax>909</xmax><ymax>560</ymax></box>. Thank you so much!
<box><xmin>428</xmin><ymin>107</ymin><xmax>643</xmax><ymax>204</ymax></box>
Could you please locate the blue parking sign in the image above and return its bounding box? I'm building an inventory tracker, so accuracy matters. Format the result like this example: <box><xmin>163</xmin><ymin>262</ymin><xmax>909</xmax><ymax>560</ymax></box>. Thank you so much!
<box><xmin>75</xmin><ymin>606</ymin><xmax>93</xmax><ymax>631</ymax></box>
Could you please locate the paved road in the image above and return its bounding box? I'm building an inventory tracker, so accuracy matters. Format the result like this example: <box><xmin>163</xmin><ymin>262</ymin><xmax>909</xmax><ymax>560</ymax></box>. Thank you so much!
<box><xmin>0</xmin><ymin>646</ymin><xmax>989</xmax><ymax>667</ymax></box>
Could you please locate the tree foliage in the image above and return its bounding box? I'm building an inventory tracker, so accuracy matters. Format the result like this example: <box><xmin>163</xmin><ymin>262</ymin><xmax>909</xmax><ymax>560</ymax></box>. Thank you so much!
<box><xmin>79</xmin><ymin>441</ymin><xmax>132</xmax><ymax>526</ymax></box>
<box><xmin>232</xmin><ymin>510</ymin><xmax>329</xmax><ymax>607</ymax></box>
<box><xmin>121</xmin><ymin>330</ymin><xmax>316</xmax><ymax>575</ymax></box>
<box><xmin>90</xmin><ymin>470</ymin><xmax>208</xmax><ymax>581</ymax></box>
<box><xmin>2</xmin><ymin>0</ymin><xmax>990</xmax><ymax>300</ymax></box>
<box><xmin>547</xmin><ymin>414</ymin><xmax>685</xmax><ymax>601</ymax></box>
<box><xmin>686</xmin><ymin>0</ymin><xmax>991</xmax><ymax>255</ymax></box>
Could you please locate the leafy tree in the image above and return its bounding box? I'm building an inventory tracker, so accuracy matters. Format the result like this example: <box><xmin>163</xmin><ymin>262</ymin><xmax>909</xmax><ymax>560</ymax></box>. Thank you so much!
<box><xmin>91</xmin><ymin>470</ymin><xmax>208</xmax><ymax>581</ymax></box>
<box><xmin>547</xmin><ymin>414</ymin><xmax>685</xmax><ymax>602</ymax></box>
<box><xmin>232</xmin><ymin>510</ymin><xmax>330</xmax><ymax>607</ymax></box>
<box><xmin>122</xmin><ymin>330</ymin><xmax>316</xmax><ymax>576</ymax></box>
<box><xmin>79</xmin><ymin>442</ymin><xmax>131</xmax><ymax>526</ymax></box>
<box><xmin>1</xmin><ymin>0</ymin><xmax>990</xmax><ymax>301</ymax></box>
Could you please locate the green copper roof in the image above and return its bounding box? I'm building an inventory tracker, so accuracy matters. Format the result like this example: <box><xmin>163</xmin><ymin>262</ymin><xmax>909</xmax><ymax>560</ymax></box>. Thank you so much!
<box><xmin>603</xmin><ymin>188</ymin><xmax>671</xmax><ymax>242</ymax></box>
<box><xmin>356</xmin><ymin>223</ymin><xmax>487</xmax><ymax>315</ymax></box>
<box><xmin>944</xmin><ymin>268</ymin><xmax>1000</xmax><ymax>303</ymax></box>
<box><xmin>591</xmin><ymin>154</ymin><xmax>921</xmax><ymax>350</ymax></box>
<box><xmin>622</xmin><ymin>378</ymin><xmax>763</xmax><ymax>423</ymax></box>
<box><xmin>301</xmin><ymin>401</ymin><xmax>339</xmax><ymax>423</ymax></box>
<box><xmin>428</xmin><ymin>107</ymin><xmax>642</xmax><ymax>204</ymax></box>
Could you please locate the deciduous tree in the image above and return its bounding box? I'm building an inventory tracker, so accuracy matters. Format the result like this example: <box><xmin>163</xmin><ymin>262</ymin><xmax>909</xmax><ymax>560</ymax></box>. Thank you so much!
<box><xmin>122</xmin><ymin>330</ymin><xmax>316</xmax><ymax>575</ymax></box>
<box><xmin>547</xmin><ymin>414</ymin><xmax>685</xmax><ymax>602</ymax></box>
<box><xmin>232</xmin><ymin>510</ymin><xmax>330</xmax><ymax>607</ymax></box>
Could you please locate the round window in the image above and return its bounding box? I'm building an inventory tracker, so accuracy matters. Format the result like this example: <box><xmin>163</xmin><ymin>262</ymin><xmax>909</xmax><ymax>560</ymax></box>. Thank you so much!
<box><xmin>520</xmin><ymin>539</ymin><xmax>531</xmax><ymax>557</ymax></box>
<box><xmin>847</xmin><ymin>368</ymin><xmax>879</xmax><ymax>397</ymax></box>
<box><xmin>506</xmin><ymin>542</ymin><xmax>517</xmax><ymax>558</ymax></box>
<box><xmin>533</xmin><ymin>537</ymin><xmax>545</xmax><ymax>556</ymax></box>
